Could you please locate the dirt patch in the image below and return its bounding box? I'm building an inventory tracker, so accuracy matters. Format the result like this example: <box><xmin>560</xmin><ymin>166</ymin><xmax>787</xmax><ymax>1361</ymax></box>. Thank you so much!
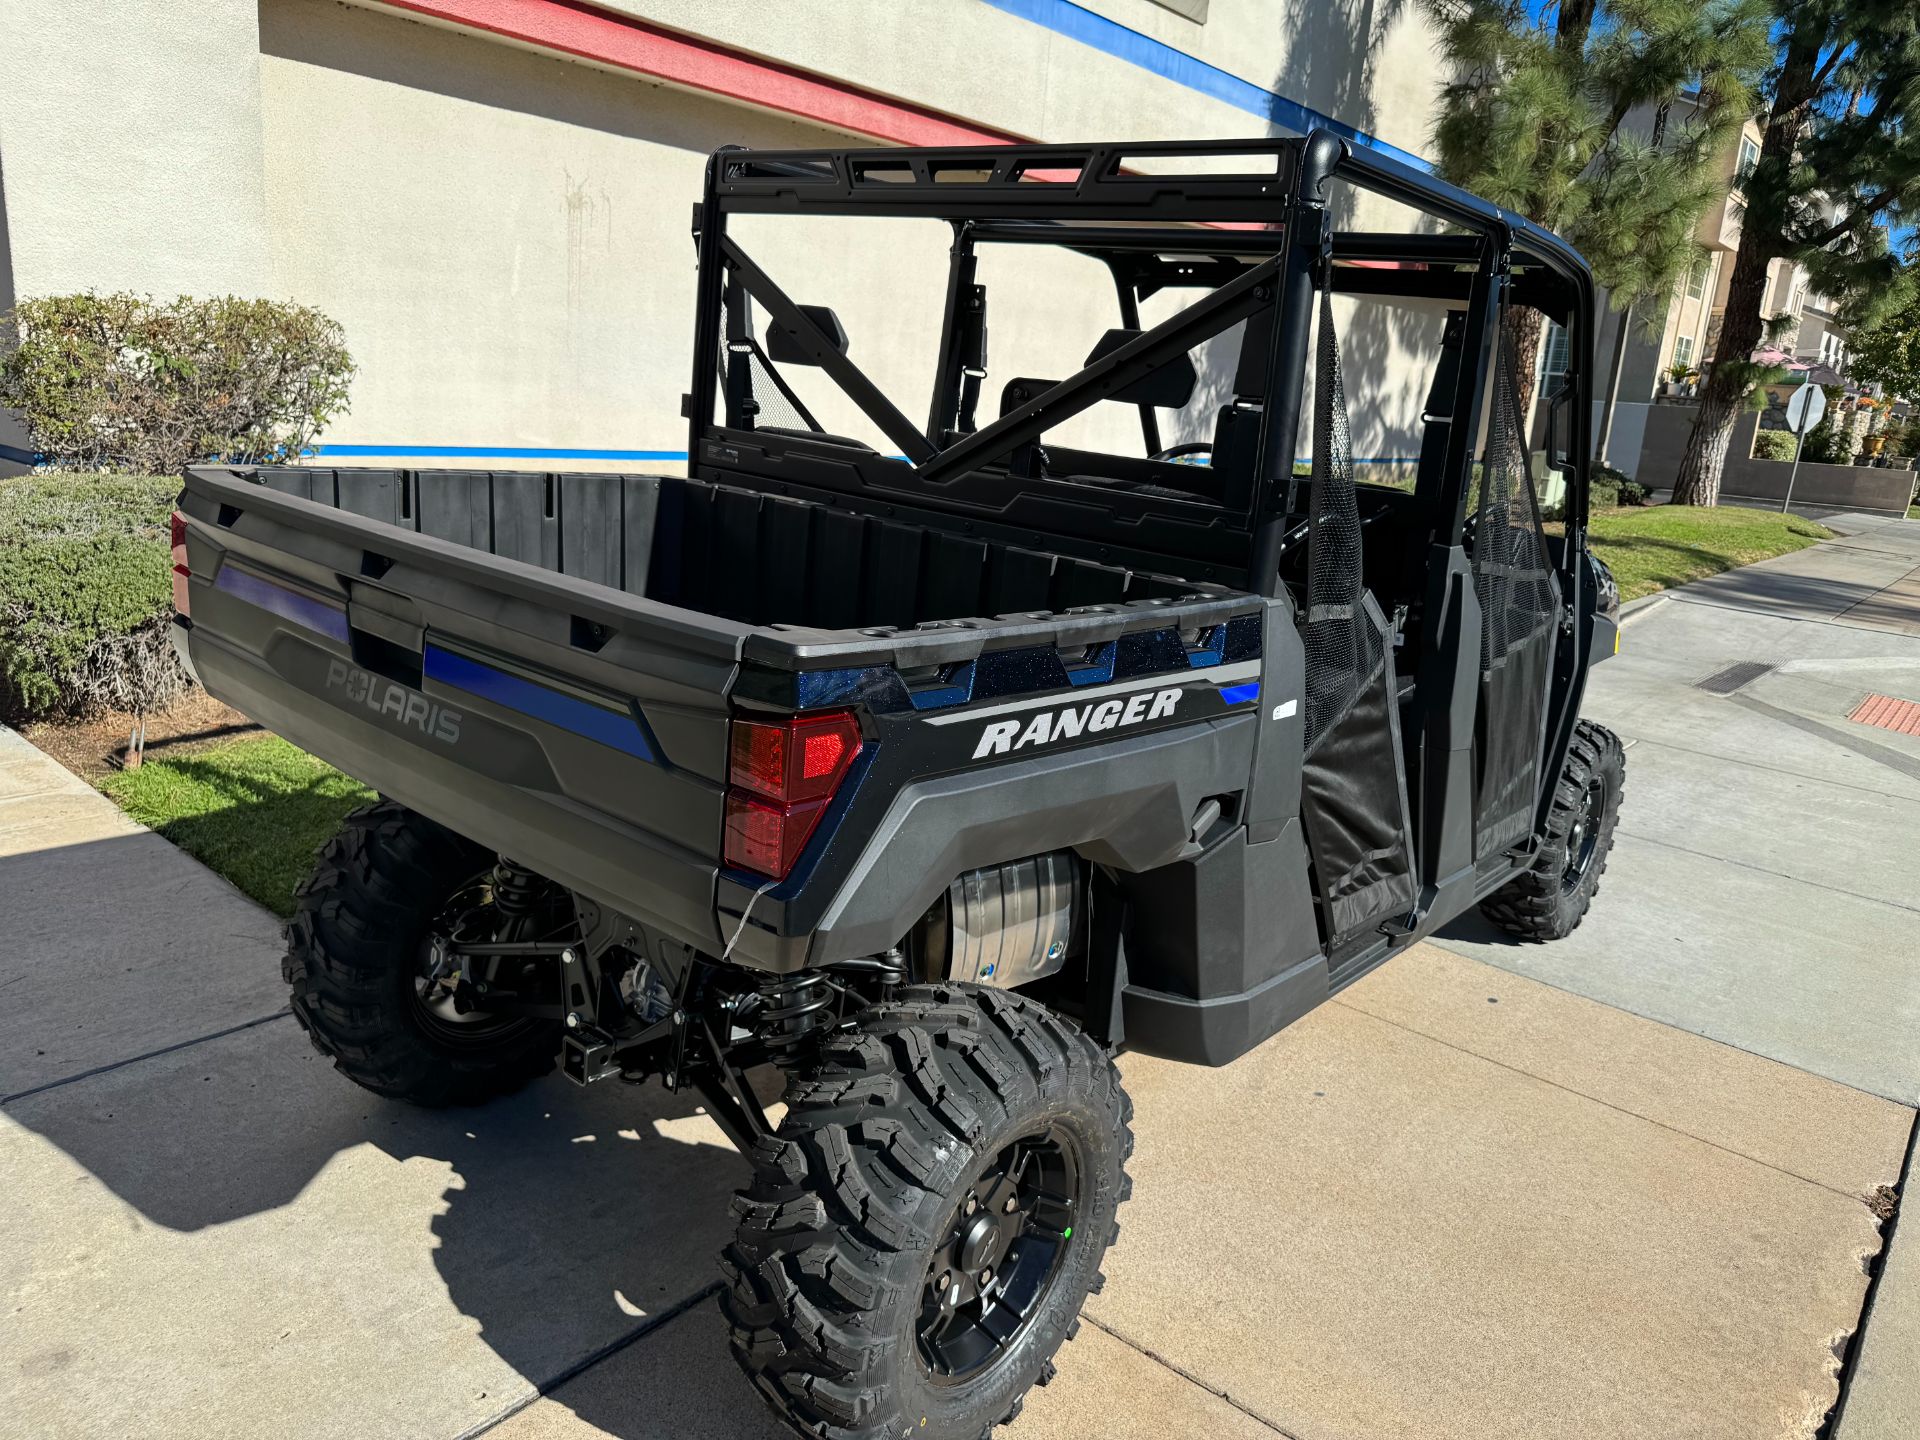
<box><xmin>24</xmin><ymin>691</ymin><xmax>258</xmax><ymax>783</ymax></box>
<box><xmin>1865</xmin><ymin>1184</ymin><xmax>1900</xmax><ymax>1224</ymax></box>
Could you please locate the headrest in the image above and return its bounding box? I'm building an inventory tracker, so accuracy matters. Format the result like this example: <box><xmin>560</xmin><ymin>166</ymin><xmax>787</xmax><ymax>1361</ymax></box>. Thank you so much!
<box><xmin>1083</xmin><ymin>328</ymin><xmax>1198</xmax><ymax>409</ymax></box>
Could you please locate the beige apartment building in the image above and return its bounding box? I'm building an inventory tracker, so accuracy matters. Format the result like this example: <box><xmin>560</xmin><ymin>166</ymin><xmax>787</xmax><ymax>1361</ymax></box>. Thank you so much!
<box><xmin>0</xmin><ymin>0</ymin><xmax>1449</xmax><ymax>474</ymax></box>
<box><xmin>1599</xmin><ymin>114</ymin><xmax>1863</xmax><ymax>478</ymax></box>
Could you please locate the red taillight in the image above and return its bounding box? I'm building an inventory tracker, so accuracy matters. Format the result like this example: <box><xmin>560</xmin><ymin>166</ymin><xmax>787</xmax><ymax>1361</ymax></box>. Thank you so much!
<box><xmin>723</xmin><ymin>710</ymin><xmax>862</xmax><ymax>878</ymax></box>
<box><xmin>170</xmin><ymin>510</ymin><xmax>191</xmax><ymax>616</ymax></box>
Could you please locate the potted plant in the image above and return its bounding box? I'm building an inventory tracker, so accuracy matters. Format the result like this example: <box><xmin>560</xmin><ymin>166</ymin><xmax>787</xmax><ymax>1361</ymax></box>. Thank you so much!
<box><xmin>1661</xmin><ymin>362</ymin><xmax>1699</xmax><ymax>399</ymax></box>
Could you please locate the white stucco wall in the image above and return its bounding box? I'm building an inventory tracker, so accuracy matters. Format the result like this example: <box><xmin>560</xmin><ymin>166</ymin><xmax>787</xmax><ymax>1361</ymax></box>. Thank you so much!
<box><xmin>3</xmin><ymin>0</ymin><xmax>1447</xmax><ymax>469</ymax></box>
<box><xmin>258</xmin><ymin>0</ymin><xmax>848</xmax><ymax>463</ymax></box>
<box><xmin>601</xmin><ymin>0</ymin><xmax>1438</xmax><ymax>163</ymax></box>
<box><xmin>0</xmin><ymin>0</ymin><xmax>275</xmax><ymax>299</ymax></box>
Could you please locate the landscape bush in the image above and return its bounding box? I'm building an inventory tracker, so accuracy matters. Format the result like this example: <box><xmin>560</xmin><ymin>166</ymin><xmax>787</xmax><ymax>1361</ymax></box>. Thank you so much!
<box><xmin>0</xmin><ymin>293</ymin><xmax>354</xmax><ymax>472</ymax></box>
<box><xmin>1799</xmin><ymin>387</ymin><xmax>1857</xmax><ymax>465</ymax></box>
<box><xmin>0</xmin><ymin>473</ymin><xmax>188</xmax><ymax>724</ymax></box>
<box><xmin>1751</xmin><ymin>429</ymin><xmax>1799</xmax><ymax>462</ymax></box>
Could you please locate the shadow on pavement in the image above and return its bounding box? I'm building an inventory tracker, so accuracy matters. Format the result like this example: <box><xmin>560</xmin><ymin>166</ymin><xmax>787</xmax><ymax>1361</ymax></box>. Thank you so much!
<box><xmin>1433</xmin><ymin>907</ymin><xmax>1522</xmax><ymax>949</ymax></box>
<box><xmin>6</xmin><ymin>995</ymin><xmax>779</xmax><ymax>1438</ymax></box>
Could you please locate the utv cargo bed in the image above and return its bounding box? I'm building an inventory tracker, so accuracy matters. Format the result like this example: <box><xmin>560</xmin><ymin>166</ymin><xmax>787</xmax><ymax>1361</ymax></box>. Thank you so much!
<box><xmin>176</xmin><ymin>463</ymin><xmax>1263</xmax><ymax>958</ymax></box>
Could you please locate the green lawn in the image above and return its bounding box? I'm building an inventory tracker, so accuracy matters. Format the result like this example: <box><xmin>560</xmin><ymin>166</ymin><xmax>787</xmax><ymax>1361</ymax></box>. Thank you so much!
<box><xmin>1585</xmin><ymin>504</ymin><xmax>1831</xmax><ymax>602</ymax></box>
<box><xmin>100</xmin><ymin>734</ymin><xmax>373</xmax><ymax>916</ymax></box>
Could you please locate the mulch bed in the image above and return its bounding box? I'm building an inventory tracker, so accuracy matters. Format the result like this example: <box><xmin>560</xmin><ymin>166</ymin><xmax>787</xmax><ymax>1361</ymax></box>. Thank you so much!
<box><xmin>24</xmin><ymin>691</ymin><xmax>259</xmax><ymax>784</ymax></box>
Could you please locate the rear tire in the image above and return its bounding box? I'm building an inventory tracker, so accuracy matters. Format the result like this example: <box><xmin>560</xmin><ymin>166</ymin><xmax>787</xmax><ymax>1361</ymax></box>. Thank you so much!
<box><xmin>721</xmin><ymin>984</ymin><xmax>1132</xmax><ymax>1440</ymax></box>
<box><xmin>283</xmin><ymin>800</ymin><xmax>559</xmax><ymax>1106</ymax></box>
<box><xmin>1479</xmin><ymin>719</ymin><xmax>1625</xmax><ymax>942</ymax></box>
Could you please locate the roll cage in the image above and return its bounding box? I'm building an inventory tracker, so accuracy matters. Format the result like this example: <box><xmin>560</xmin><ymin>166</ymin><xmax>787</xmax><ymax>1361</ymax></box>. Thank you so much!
<box><xmin>685</xmin><ymin>130</ymin><xmax>1598</xmax><ymax>601</ymax></box>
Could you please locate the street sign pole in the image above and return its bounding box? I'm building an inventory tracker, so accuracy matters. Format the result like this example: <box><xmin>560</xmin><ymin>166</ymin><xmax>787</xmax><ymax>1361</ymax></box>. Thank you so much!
<box><xmin>1780</xmin><ymin>382</ymin><xmax>1827</xmax><ymax>515</ymax></box>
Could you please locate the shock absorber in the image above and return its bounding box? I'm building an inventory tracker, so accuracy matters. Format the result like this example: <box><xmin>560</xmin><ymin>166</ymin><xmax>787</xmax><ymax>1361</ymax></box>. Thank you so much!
<box><xmin>754</xmin><ymin>972</ymin><xmax>835</xmax><ymax>1060</ymax></box>
<box><xmin>490</xmin><ymin>858</ymin><xmax>544</xmax><ymax>941</ymax></box>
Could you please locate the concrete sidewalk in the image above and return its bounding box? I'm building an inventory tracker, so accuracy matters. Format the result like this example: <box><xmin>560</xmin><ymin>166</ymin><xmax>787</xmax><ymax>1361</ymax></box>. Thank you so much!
<box><xmin>1438</xmin><ymin>509</ymin><xmax>1920</xmax><ymax>1437</ymax></box>
<box><xmin>3</xmin><ymin>516</ymin><xmax>1918</xmax><ymax>1440</ymax></box>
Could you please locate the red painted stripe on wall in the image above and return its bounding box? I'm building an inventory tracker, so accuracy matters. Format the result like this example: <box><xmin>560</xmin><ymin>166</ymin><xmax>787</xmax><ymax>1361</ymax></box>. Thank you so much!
<box><xmin>374</xmin><ymin>0</ymin><xmax>1024</xmax><ymax>148</ymax></box>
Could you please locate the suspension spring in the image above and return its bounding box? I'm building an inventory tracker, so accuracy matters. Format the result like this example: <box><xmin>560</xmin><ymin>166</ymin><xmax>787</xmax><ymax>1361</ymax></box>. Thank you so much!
<box><xmin>490</xmin><ymin>858</ymin><xmax>542</xmax><ymax>920</ymax></box>
<box><xmin>755</xmin><ymin>972</ymin><xmax>835</xmax><ymax>1058</ymax></box>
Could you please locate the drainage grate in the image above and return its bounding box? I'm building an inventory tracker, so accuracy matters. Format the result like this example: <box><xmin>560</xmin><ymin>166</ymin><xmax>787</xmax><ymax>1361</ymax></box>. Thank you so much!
<box><xmin>1694</xmin><ymin>661</ymin><xmax>1777</xmax><ymax>695</ymax></box>
<box><xmin>1849</xmin><ymin>693</ymin><xmax>1920</xmax><ymax>737</ymax></box>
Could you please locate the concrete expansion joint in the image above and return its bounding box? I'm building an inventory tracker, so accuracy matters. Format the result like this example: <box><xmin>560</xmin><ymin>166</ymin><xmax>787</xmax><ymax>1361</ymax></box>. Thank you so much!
<box><xmin>457</xmin><ymin>1281</ymin><xmax>728</xmax><ymax>1440</ymax></box>
<box><xmin>0</xmin><ymin>1009</ymin><xmax>295</xmax><ymax>1107</ymax></box>
<box><xmin>1080</xmin><ymin>1315</ymin><xmax>1306</xmax><ymax>1439</ymax></box>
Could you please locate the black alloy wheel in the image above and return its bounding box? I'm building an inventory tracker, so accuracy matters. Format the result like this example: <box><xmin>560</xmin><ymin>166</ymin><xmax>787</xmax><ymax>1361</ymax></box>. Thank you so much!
<box><xmin>918</xmin><ymin>1127</ymin><xmax>1083</xmax><ymax>1382</ymax></box>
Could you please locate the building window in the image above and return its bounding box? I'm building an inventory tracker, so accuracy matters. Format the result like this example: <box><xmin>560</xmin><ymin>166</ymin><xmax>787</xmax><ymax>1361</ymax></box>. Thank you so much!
<box><xmin>1674</xmin><ymin>334</ymin><xmax>1695</xmax><ymax>369</ymax></box>
<box><xmin>1685</xmin><ymin>259</ymin><xmax>1707</xmax><ymax>301</ymax></box>
<box><xmin>1737</xmin><ymin>136</ymin><xmax>1761</xmax><ymax>183</ymax></box>
<box><xmin>1540</xmin><ymin>321</ymin><xmax>1572</xmax><ymax>392</ymax></box>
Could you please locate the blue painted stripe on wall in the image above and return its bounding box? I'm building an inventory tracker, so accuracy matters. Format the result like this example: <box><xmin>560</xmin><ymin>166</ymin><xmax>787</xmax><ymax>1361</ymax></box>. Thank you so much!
<box><xmin>309</xmin><ymin>444</ymin><xmax>688</xmax><ymax>461</ymax></box>
<box><xmin>977</xmin><ymin>0</ymin><xmax>1430</xmax><ymax>170</ymax></box>
<box><xmin>424</xmin><ymin>643</ymin><xmax>657</xmax><ymax>762</ymax></box>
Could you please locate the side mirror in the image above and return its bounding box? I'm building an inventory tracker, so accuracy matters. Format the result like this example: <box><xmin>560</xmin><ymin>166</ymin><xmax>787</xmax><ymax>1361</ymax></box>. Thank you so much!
<box><xmin>767</xmin><ymin>305</ymin><xmax>849</xmax><ymax>367</ymax></box>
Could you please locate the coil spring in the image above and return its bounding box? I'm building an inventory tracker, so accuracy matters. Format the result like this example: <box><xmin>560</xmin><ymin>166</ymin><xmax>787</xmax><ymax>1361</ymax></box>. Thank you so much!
<box><xmin>756</xmin><ymin>973</ymin><xmax>834</xmax><ymax>1057</ymax></box>
<box><xmin>490</xmin><ymin>858</ymin><xmax>542</xmax><ymax>919</ymax></box>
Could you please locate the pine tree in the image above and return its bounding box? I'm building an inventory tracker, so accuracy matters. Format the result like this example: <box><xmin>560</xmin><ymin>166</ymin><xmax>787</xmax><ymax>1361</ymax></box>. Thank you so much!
<box><xmin>1670</xmin><ymin>3</ymin><xmax>1920</xmax><ymax>505</ymax></box>
<box><xmin>1834</xmin><ymin>271</ymin><xmax>1920</xmax><ymax>407</ymax></box>
<box><xmin>1420</xmin><ymin>0</ymin><xmax>1770</xmax><ymax>419</ymax></box>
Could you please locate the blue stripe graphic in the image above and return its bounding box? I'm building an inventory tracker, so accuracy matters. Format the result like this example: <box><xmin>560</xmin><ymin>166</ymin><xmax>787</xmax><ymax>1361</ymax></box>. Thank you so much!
<box><xmin>978</xmin><ymin>0</ymin><xmax>1430</xmax><ymax>170</ymax></box>
<box><xmin>424</xmin><ymin>644</ymin><xmax>657</xmax><ymax>761</ymax></box>
<box><xmin>1219</xmin><ymin>681</ymin><xmax>1261</xmax><ymax>706</ymax></box>
<box><xmin>215</xmin><ymin>566</ymin><xmax>350</xmax><ymax>643</ymax></box>
<box><xmin>309</xmin><ymin>444</ymin><xmax>688</xmax><ymax>462</ymax></box>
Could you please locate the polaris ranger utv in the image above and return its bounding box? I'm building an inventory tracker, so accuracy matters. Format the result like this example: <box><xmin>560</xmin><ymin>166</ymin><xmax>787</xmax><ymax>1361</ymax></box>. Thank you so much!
<box><xmin>172</xmin><ymin>131</ymin><xmax>1624</xmax><ymax>1439</ymax></box>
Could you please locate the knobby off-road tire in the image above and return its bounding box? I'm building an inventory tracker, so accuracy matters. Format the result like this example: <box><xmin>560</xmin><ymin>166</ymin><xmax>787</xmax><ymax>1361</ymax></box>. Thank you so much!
<box><xmin>1479</xmin><ymin>719</ymin><xmax>1626</xmax><ymax>942</ymax></box>
<box><xmin>721</xmin><ymin>984</ymin><xmax>1133</xmax><ymax>1440</ymax></box>
<box><xmin>284</xmin><ymin>800</ymin><xmax>558</xmax><ymax>1105</ymax></box>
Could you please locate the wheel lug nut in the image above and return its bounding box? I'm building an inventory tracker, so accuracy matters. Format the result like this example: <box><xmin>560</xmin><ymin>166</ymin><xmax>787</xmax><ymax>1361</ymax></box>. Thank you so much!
<box><xmin>936</xmin><ymin>1272</ymin><xmax>951</xmax><ymax>1293</ymax></box>
<box><xmin>979</xmin><ymin>1269</ymin><xmax>993</xmax><ymax>1288</ymax></box>
<box><xmin>1004</xmin><ymin>1196</ymin><xmax>1018</xmax><ymax>1213</ymax></box>
<box><xmin>964</xmin><ymin>1196</ymin><xmax>977</xmax><ymax>1215</ymax></box>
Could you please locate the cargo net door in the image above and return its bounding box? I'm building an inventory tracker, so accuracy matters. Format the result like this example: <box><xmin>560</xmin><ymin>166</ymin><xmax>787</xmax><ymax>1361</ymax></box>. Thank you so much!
<box><xmin>1299</xmin><ymin>289</ymin><xmax>1417</xmax><ymax>950</ymax></box>
<box><xmin>1471</xmin><ymin>327</ymin><xmax>1563</xmax><ymax>857</ymax></box>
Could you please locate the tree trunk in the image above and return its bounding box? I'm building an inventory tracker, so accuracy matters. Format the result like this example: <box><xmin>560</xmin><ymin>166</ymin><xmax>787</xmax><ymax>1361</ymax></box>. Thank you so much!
<box><xmin>1670</xmin><ymin>28</ymin><xmax>1824</xmax><ymax>506</ymax></box>
<box><xmin>1669</xmin><ymin>238</ymin><xmax>1772</xmax><ymax>505</ymax></box>
<box><xmin>1502</xmin><ymin>304</ymin><xmax>1547</xmax><ymax>434</ymax></box>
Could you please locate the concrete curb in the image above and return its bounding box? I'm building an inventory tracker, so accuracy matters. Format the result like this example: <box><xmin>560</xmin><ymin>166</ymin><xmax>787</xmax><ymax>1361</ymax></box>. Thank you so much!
<box><xmin>1620</xmin><ymin>593</ymin><xmax>1671</xmax><ymax>626</ymax></box>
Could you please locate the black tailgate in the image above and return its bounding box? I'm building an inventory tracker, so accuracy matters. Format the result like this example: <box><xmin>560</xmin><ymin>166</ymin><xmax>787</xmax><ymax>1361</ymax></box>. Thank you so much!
<box><xmin>177</xmin><ymin>466</ymin><xmax>747</xmax><ymax>951</ymax></box>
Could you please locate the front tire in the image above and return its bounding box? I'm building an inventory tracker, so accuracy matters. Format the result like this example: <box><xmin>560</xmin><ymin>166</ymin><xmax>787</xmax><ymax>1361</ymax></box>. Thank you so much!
<box><xmin>283</xmin><ymin>800</ymin><xmax>560</xmax><ymax>1106</ymax></box>
<box><xmin>1479</xmin><ymin>719</ymin><xmax>1626</xmax><ymax>942</ymax></box>
<box><xmin>721</xmin><ymin>984</ymin><xmax>1133</xmax><ymax>1440</ymax></box>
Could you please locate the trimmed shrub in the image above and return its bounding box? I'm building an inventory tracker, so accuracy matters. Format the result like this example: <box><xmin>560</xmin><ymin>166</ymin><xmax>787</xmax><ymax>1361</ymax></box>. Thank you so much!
<box><xmin>0</xmin><ymin>293</ymin><xmax>354</xmax><ymax>472</ymax></box>
<box><xmin>1617</xmin><ymin>479</ymin><xmax>1651</xmax><ymax>506</ymax></box>
<box><xmin>1800</xmin><ymin>387</ymin><xmax>1855</xmax><ymax>465</ymax></box>
<box><xmin>0</xmin><ymin>474</ymin><xmax>189</xmax><ymax>723</ymax></box>
<box><xmin>1751</xmin><ymin>429</ymin><xmax>1798</xmax><ymax>462</ymax></box>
